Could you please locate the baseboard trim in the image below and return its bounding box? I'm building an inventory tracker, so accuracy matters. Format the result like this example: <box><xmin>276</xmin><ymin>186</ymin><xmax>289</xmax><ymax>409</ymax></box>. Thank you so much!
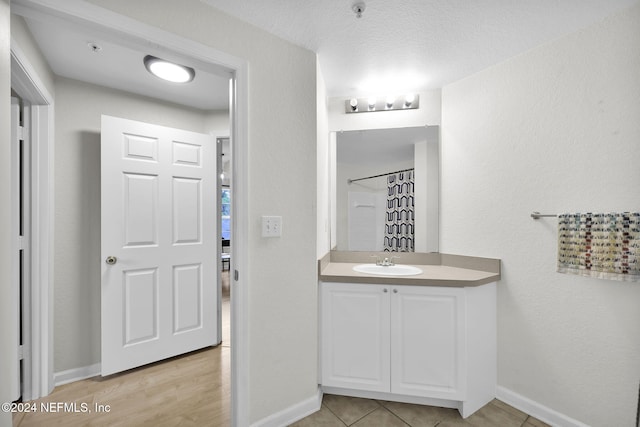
<box><xmin>496</xmin><ymin>386</ymin><xmax>589</xmax><ymax>427</ymax></box>
<box><xmin>53</xmin><ymin>363</ymin><xmax>101</xmax><ymax>387</ymax></box>
<box><xmin>251</xmin><ymin>387</ymin><xmax>323</xmax><ymax>427</ymax></box>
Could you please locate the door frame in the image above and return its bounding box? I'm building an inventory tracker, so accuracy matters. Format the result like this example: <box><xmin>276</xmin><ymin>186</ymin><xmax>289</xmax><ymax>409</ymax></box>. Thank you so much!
<box><xmin>12</xmin><ymin>1</ymin><xmax>250</xmax><ymax>424</ymax></box>
<box><xmin>10</xmin><ymin>39</ymin><xmax>55</xmax><ymax>401</ymax></box>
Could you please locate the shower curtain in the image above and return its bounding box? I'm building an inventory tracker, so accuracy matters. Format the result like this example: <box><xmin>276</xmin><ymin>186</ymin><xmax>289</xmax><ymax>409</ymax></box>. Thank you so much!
<box><xmin>384</xmin><ymin>171</ymin><xmax>414</xmax><ymax>252</ymax></box>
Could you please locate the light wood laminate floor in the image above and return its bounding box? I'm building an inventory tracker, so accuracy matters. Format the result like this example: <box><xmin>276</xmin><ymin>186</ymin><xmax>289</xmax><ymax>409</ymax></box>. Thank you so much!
<box><xmin>13</xmin><ymin>273</ymin><xmax>231</xmax><ymax>427</ymax></box>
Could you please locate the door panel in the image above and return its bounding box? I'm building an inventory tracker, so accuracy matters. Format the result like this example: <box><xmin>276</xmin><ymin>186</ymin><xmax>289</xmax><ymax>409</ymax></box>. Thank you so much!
<box><xmin>123</xmin><ymin>173</ymin><xmax>159</xmax><ymax>246</ymax></box>
<box><xmin>101</xmin><ymin>115</ymin><xmax>217</xmax><ymax>376</ymax></box>
<box><xmin>123</xmin><ymin>268</ymin><xmax>158</xmax><ymax>345</ymax></box>
<box><xmin>391</xmin><ymin>286</ymin><xmax>466</xmax><ymax>399</ymax></box>
<box><xmin>321</xmin><ymin>282</ymin><xmax>390</xmax><ymax>392</ymax></box>
<box><xmin>172</xmin><ymin>177</ymin><xmax>201</xmax><ymax>244</ymax></box>
<box><xmin>173</xmin><ymin>263</ymin><xmax>203</xmax><ymax>333</ymax></box>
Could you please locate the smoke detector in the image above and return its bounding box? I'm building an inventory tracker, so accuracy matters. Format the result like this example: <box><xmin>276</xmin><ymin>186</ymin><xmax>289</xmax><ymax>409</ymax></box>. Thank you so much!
<box><xmin>352</xmin><ymin>2</ymin><xmax>366</xmax><ymax>18</ymax></box>
<box><xmin>87</xmin><ymin>42</ymin><xmax>103</xmax><ymax>53</ymax></box>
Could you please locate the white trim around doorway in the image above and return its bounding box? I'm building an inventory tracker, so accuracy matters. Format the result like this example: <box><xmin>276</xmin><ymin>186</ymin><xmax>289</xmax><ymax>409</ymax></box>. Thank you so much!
<box><xmin>12</xmin><ymin>0</ymin><xmax>250</xmax><ymax>424</ymax></box>
<box><xmin>10</xmin><ymin>38</ymin><xmax>55</xmax><ymax>402</ymax></box>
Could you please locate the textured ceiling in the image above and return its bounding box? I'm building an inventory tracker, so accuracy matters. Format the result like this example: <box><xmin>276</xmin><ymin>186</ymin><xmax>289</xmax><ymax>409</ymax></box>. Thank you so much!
<box><xmin>202</xmin><ymin>0</ymin><xmax>638</xmax><ymax>97</ymax></box>
<box><xmin>19</xmin><ymin>0</ymin><xmax>639</xmax><ymax>110</ymax></box>
<box><xmin>24</xmin><ymin>16</ymin><xmax>230</xmax><ymax>111</ymax></box>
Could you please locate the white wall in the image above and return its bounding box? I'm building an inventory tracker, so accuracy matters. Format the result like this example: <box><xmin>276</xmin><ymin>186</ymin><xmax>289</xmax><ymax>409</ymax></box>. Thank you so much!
<box><xmin>441</xmin><ymin>4</ymin><xmax>640</xmax><ymax>426</ymax></box>
<box><xmin>204</xmin><ymin>109</ymin><xmax>231</xmax><ymax>137</ymax></box>
<box><xmin>54</xmin><ymin>77</ymin><xmax>217</xmax><ymax>372</ymax></box>
<box><xmin>87</xmin><ymin>1</ymin><xmax>319</xmax><ymax>423</ymax></box>
<box><xmin>0</xmin><ymin>2</ymin><xmax>13</xmax><ymax>426</ymax></box>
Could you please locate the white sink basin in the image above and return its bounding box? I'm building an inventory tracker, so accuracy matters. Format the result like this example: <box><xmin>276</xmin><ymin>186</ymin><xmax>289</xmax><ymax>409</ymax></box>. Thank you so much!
<box><xmin>353</xmin><ymin>264</ymin><xmax>423</xmax><ymax>276</ymax></box>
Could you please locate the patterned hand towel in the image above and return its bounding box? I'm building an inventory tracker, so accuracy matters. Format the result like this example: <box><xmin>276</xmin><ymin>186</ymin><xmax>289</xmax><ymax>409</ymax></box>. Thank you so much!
<box><xmin>558</xmin><ymin>212</ymin><xmax>640</xmax><ymax>282</ymax></box>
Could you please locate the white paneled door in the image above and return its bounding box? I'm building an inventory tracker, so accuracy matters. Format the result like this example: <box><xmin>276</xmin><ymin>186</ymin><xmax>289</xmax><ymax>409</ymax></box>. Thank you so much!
<box><xmin>101</xmin><ymin>116</ymin><xmax>217</xmax><ymax>376</ymax></box>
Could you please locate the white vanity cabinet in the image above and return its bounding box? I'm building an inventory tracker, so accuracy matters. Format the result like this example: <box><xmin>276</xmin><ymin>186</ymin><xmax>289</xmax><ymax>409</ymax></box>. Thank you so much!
<box><xmin>320</xmin><ymin>281</ymin><xmax>496</xmax><ymax>418</ymax></box>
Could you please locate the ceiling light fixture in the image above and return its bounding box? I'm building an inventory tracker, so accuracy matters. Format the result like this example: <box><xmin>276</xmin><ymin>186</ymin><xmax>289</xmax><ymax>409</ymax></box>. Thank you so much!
<box><xmin>144</xmin><ymin>55</ymin><xmax>195</xmax><ymax>83</ymax></box>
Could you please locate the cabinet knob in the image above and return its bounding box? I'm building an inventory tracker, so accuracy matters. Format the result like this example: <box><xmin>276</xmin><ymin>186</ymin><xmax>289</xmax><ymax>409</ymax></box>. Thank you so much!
<box><xmin>383</xmin><ymin>288</ymin><xmax>388</xmax><ymax>293</ymax></box>
<box><xmin>393</xmin><ymin>289</ymin><xmax>398</xmax><ymax>294</ymax></box>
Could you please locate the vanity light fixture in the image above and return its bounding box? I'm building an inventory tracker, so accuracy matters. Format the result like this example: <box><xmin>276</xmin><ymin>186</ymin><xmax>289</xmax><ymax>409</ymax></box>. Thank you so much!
<box><xmin>144</xmin><ymin>55</ymin><xmax>195</xmax><ymax>83</ymax></box>
<box><xmin>345</xmin><ymin>94</ymin><xmax>419</xmax><ymax>114</ymax></box>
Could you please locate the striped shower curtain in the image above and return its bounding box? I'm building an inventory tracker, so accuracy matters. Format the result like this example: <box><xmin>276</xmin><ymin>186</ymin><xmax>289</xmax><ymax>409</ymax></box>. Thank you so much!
<box><xmin>383</xmin><ymin>171</ymin><xmax>414</xmax><ymax>252</ymax></box>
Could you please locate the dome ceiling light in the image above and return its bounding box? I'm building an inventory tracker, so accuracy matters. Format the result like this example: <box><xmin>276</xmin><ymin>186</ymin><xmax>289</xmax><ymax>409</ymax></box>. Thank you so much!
<box><xmin>143</xmin><ymin>55</ymin><xmax>195</xmax><ymax>83</ymax></box>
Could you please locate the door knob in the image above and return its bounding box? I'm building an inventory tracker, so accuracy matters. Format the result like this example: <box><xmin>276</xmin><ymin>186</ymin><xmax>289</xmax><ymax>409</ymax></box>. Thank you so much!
<box><xmin>105</xmin><ymin>256</ymin><xmax>117</xmax><ymax>265</ymax></box>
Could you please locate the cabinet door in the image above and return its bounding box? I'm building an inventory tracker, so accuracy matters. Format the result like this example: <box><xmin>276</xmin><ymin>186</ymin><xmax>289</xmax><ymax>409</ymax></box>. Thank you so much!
<box><xmin>390</xmin><ymin>286</ymin><xmax>466</xmax><ymax>400</ymax></box>
<box><xmin>321</xmin><ymin>282</ymin><xmax>390</xmax><ymax>392</ymax></box>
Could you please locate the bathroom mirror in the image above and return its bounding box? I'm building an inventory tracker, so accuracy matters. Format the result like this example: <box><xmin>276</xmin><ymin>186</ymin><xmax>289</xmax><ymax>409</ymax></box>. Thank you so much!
<box><xmin>330</xmin><ymin>126</ymin><xmax>439</xmax><ymax>253</ymax></box>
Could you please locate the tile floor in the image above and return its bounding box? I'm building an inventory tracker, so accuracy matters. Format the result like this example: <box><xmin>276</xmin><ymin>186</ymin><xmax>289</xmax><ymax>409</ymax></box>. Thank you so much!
<box><xmin>291</xmin><ymin>394</ymin><xmax>550</xmax><ymax>427</ymax></box>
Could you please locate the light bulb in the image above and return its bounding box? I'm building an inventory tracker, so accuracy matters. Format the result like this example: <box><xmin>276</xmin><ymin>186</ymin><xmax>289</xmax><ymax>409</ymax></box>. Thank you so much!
<box><xmin>368</xmin><ymin>97</ymin><xmax>376</xmax><ymax>109</ymax></box>
<box><xmin>349</xmin><ymin>98</ymin><xmax>358</xmax><ymax>111</ymax></box>
<box><xmin>385</xmin><ymin>96</ymin><xmax>395</xmax><ymax>109</ymax></box>
<box><xmin>404</xmin><ymin>94</ymin><xmax>415</xmax><ymax>107</ymax></box>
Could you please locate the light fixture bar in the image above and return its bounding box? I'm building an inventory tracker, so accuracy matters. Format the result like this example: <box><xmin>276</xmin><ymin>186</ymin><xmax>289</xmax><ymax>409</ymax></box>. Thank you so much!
<box><xmin>345</xmin><ymin>94</ymin><xmax>419</xmax><ymax>113</ymax></box>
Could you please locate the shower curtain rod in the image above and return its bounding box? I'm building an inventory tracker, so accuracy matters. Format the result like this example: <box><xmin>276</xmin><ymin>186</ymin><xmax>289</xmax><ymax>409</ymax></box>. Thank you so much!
<box><xmin>348</xmin><ymin>168</ymin><xmax>414</xmax><ymax>184</ymax></box>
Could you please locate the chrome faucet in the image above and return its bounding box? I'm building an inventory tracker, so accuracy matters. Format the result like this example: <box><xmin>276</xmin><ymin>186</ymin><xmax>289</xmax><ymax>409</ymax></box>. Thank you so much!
<box><xmin>371</xmin><ymin>255</ymin><xmax>399</xmax><ymax>266</ymax></box>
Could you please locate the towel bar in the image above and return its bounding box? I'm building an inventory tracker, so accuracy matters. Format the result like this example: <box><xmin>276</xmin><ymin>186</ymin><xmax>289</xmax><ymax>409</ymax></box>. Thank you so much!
<box><xmin>531</xmin><ymin>212</ymin><xmax>557</xmax><ymax>219</ymax></box>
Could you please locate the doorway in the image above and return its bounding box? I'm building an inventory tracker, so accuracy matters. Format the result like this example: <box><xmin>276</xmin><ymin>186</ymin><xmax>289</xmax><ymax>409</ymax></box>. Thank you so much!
<box><xmin>11</xmin><ymin>2</ymin><xmax>249</xmax><ymax>424</ymax></box>
<box><xmin>10</xmin><ymin>43</ymin><xmax>55</xmax><ymax>402</ymax></box>
<box><xmin>219</xmin><ymin>137</ymin><xmax>232</xmax><ymax>348</ymax></box>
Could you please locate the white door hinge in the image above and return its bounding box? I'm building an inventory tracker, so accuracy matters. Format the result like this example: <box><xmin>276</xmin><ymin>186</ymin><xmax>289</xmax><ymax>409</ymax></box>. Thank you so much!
<box><xmin>18</xmin><ymin>345</ymin><xmax>24</xmax><ymax>360</ymax></box>
<box><xmin>17</xmin><ymin>236</ymin><xmax>24</xmax><ymax>250</ymax></box>
<box><xmin>18</xmin><ymin>125</ymin><xmax>28</xmax><ymax>141</ymax></box>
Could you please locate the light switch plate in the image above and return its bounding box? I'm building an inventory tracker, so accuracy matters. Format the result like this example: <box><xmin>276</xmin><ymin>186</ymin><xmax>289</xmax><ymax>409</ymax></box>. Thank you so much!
<box><xmin>261</xmin><ymin>216</ymin><xmax>282</xmax><ymax>237</ymax></box>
